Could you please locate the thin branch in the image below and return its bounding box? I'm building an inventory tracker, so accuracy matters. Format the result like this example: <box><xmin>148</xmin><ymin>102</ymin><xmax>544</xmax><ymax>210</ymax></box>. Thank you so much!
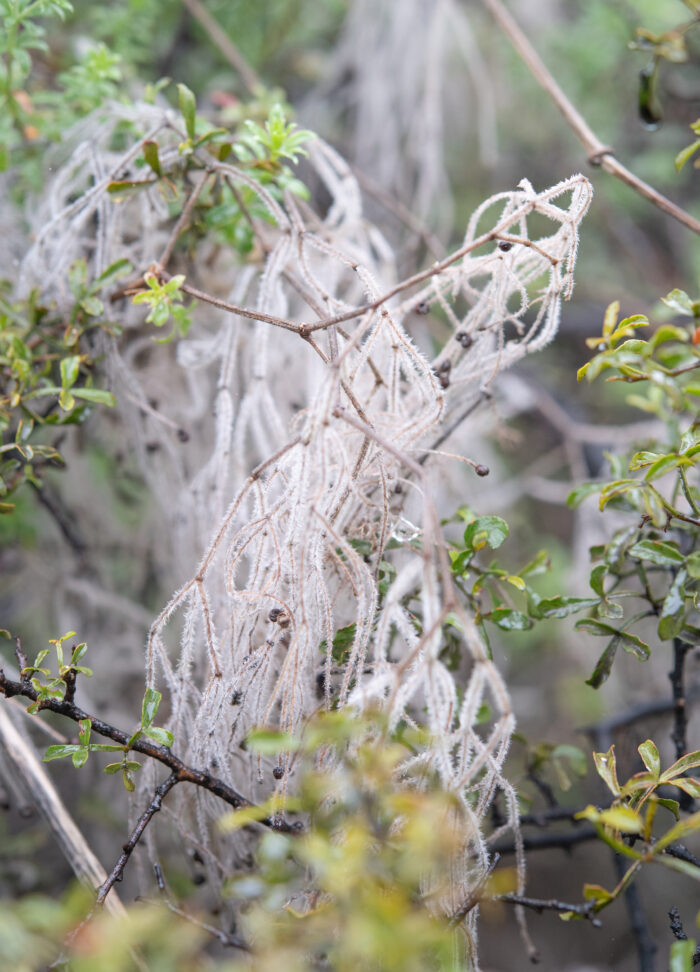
<box><xmin>498</xmin><ymin>892</ymin><xmax>601</xmax><ymax>925</ymax></box>
<box><xmin>0</xmin><ymin>668</ymin><xmax>298</xmax><ymax>833</ymax></box>
<box><xmin>153</xmin><ymin>862</ymin><xmax>251</xmax><ymax>951</ymax></box>
<box><xmin>481</xmin><ymin>0</ymin><xmax>700</xmax><ymax>237</ymax></box>
<box><xmin>96</xmin><ymin>775</ymin><xmax>178</xmax><ymax>905</ymax></box>
<box><xmin>157</xmin><ymin>168</ymin><xmax>213</xmax><ymax>270</ymax></box>
<box><xmin>180</xmin><ymin>0</ymin><xmax>261</xmax><ymax>94</ymax></box>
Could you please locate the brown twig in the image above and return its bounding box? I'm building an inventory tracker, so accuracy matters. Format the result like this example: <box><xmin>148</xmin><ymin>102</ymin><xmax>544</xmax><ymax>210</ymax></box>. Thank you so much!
<box><xmin>96</xmin><ymin>775</ymin><xmax>178</xmax><ymax>905</ymax></box>
<box><xmin>498</xmin><ymin>892</ymin><xmax>601</xmax><ymax>925</ymax></box>
<box><xmin>180</xmin><ymin>0</ymin><xmax>261</xmax><ymax>94</ymax></box>
<box><xmin>157</xmin><ymin>169</ymin><xmax>213</xmax><ymax>270</ymax></box>
<box><xmin>481</xmin><ymin>0</ymin><xmax>700</xmax><ymax>237</ymax></box>
<box><xmin>0</xmin><ymin>668</ymin><xmax>298</xmax><ymax>833</ymax></box>
<box><xmin>153</xmin><ymin>863</ymin><xmax>250</xmax><ymax>951</ymax></box>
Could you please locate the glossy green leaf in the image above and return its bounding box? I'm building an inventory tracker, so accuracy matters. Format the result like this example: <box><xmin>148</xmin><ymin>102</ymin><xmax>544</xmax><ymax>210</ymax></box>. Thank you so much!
<box><xmin>628</xmin><ymin>539</ymin><xmax>684</xmax><ymax>567</ymax></box>
<box><xmin>487</xmin><ymin>608</ymin><xmax>532</xmax><ymax>631</ymax></box>
<box><xmin>593</xmin><ymin>746</ymin><xmax>620</xmax><ymax>796</ymax></box>
<box><xmin>141</xmin><ymin>687</ymin><xmax>162</xmax><ymax>729</ymax></box>
<box><xmin>143</xmin><ymin>726</ymin><xmax>174</xmax><ymax>748</ymax></box>
<box><xmin>638</xmin><ymin>739</ymin><xmax>660</xmax><ymax>778</ymax></box>
<box><xmin>658</xmin><ymin>569</ymin><xmax>687</xmax><ymax>641</ymax></box>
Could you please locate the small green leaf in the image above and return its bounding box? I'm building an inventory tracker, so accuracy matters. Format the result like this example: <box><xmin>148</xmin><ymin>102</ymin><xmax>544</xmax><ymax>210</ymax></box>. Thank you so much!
<box><xmin>142</xmin><ymin>140</ymin><xmax>162</xmax><ymax>177</ymax></box>
<box><xmin>487</xmin><ymin>608</ymin><xmax>532</xmax><ymax>631</ymax></box>
<box><xmin>592</xmin><ymin>746</ymin><xmax>620</xmax><ymax>795</ymax></box>
<box><xmin>43</xmin><ymin>745</ymin><xmax>87</xmax><ymax>762</ymax></box>
<box><xmin>585</xmin><ymin>638</ymin><xmax>619</xmax><ymax>689</ymax></box>
<box><xmin>658</xmin><ymin>569</ymin><xmax>687</xmax><ymax>641</ymax></box>
<box><xmin>143</xmin><ymin>726</ymin><xmax>174</xmax><ymax>748</ymax></box>
<box><xmin>177</xmin><ymin>83</ymin><xmax>196</xmax><ymax>140</ymax></box>
<box><xmin>463</xmin><ymin>515</ymin><xmax>509</xmax><ymax>551</ymax></box>
<box><xmin>628</xmin><ymin>539</ymin><xmax>684</xmax><ymax>567</ymax></box>
<box><xmin>567</xmin><ymin>482</ymin><xmax>602</xmax><ymax>508</ymax></box>
<box><xmin>660</xmin><ymin>750</ymin><xmax>700</xmax><ymax>782</ymax></box>
<box><xmin>60</xmin><ymin>355</ymin><xmax>80</xmax><ymax>390</ymax></box>
<box><xmin>71</xmin><ymin>388</ymin><xmax>116</xmax><ymax>407</ymax></box>
<box><xmin>141</xmin><ymin>687</ymin><xmax>162</xmax><ymax>729</ymax></box>
<box><xmin>670</xmin><ymin>938</ymin><xmax>697</xmax><ymax>972</ymax></box>
<box><xmin>638</xmin><ymin>739</ymin><xmax>660</xmax><ymax>778</ymax></box>
<box><xmin>71</xmin><ymin>748</ymin><xmax>89</xmax><ymax>769</ymax></box>
<box><xmin>533</xmin><ymin>595</ymin><xmax>599</xmax><ymax>619</ymax></box>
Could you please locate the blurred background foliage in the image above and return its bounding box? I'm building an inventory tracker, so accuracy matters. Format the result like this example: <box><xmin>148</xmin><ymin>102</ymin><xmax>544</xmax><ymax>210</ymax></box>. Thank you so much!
<box><xmin>2</xmin><ymin>0</ymin><xmax>700</xmax><ymax>969</ymax></box>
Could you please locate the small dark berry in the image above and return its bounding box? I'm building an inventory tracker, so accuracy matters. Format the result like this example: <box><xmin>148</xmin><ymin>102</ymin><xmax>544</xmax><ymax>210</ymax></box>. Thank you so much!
<box><xmin>268</xmin><ymin>608</ymin><xmax>282</xmax><ymax>622</ymax></box>
<box><xmin>177</xmin><ymin>428</ymin><xmax>190</xmax><ymax>443</ymax></box>
<box><xmin>439</xmin><ymin>373</ymin><xmax>450</xmax><ymax>389</ymax></box>
<box><xmin>498</xmin><ymin>241</ymin><xmax>513</xmax><ymax>252</ymax></box>
<box><xmin>273</xmin><ymin>766</ymin><xmax>284</xmax><ymax>780</ymax></box>
<box><xmin>438</xmin><ymin>359</ymin><xmax>452</xmax><ymax>373</ymax></box>
<box><xmin>475</xmin><ymin>465</ymin><xmax>490</xmax><ymax>477</ymax></box>
<box><xmin>415</xmin><ymin>301</ymin><xmax>430</xmax><ymax>314</ymax></box>
<box><xmin>455</xmin><ymin>331</ymin><xmax>473</xmax><ymax>349</ymax></box>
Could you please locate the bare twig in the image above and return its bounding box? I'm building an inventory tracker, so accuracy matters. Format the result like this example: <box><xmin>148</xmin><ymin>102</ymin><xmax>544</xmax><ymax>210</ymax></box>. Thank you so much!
<box><xmin>96</xmin><ymin>775</ymin><xmax>178</xmax><ymax>905</ymax></box>
<box><xmin>481</xmin><ymin>0</ymin><xmax>700</xmax><ymax>237</ymax></box>
<box><xmin>180</xmin><ymin>0</ymin><xmax>261</xmax><ymax>94</ymax></box>
<box><xmin>498</xmin><ymin>892</ymin><xmax>601</xmax><ymax>926</ymax></box>
<box><xmin>153</xmin><ymin>863</ymin><xmax>250</xmax><ymax>951</ymax></box>
<box><xmin>157</xmin><ymin>169</ymin><xmax>213</xmax><ymax>270</ymax></box>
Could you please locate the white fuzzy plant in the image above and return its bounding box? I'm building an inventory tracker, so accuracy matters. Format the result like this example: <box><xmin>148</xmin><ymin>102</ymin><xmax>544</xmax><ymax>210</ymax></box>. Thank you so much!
<box><xmin>20</xmin><ymin>102</ymin><xmax>591</xmax><ymax>959</ymax></box>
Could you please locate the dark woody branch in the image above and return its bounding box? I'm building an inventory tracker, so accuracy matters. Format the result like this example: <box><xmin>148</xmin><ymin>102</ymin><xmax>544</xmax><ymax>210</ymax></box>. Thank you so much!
<box><xmin>0</xmin><ymin>667</ymin><xmax>298</xmax><ymax>834</ymax></box>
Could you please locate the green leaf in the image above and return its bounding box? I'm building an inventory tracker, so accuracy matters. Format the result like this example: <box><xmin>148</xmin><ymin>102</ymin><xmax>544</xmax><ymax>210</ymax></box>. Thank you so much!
<box><xmin>463</xmin><ymin>515</ymin><xmax>509</xmax><ymax>551</ymax></box>
<box><xmin>657</xmin><ymin>797</ymin><xmax>680</xmax><ymax>820</ymax></box>
<box><xmin>658</xmin><ymin>569</ymin><xmax>687</xmax><ymax>641</ymax></box>
<box><xmin>660</xmin><ymin>750</ymin><xmax>700</xmax><ymax>782</ymax></box>
<box><xmin>592</xmin><ymin>746</ymin><xmax>620</xmax><ymax>795</ymax></box>
<box><xmin>674</xmin><ymin>778</ymin><xmax>700</xmax><ymax>799</ymax></box>
<box><xmin>654</xmin><ymin>810</ymin><xmax>700</xmax><ymax>853</ymax></box>
<box><xmin>177</xmin><ymin>83</ymin><xmax>196</xmax><ymax>140</ymax></box>
<box><xmin>95</xmin><ymin>258</ymin><xmax>132</xmax><ymax>287</ymax></box>
<box><xmin>533</xmin><ymin>595</ymin><xmax>599</xmax><ymax>619</ymax></box>
<box><xmin>567</xmin><ymin>482</ymin><xmax>602</xmax><ymax>508</ymax></box>
<box><xmin>43</xmin><ymin>744</ymin><xmax>87</xmax><ymax>762</ymax></box>
<box><xmin>143</xmin><ymin>726</ymin><xmax>174</xmax><ymax>748</ymax></box>
<box><xmin>638</xmin><ymin>739</ymin><xmax>660</xmax><ymax>778</ymax></box>
<box><xmin>670</xmin><ymin>938</ymin><xmax>697</xmax><ymax>972</ymax></box>
<box><xmin>80</xmin><ymin>295</ymin><xmax>104</xmax><ymax>317</ymax></box>
<box><xmin>104</xmin><ymin>762</ymin><xmax>124</xmax><ymax>775</ymax></box>
<box><xmin>487</xmin><ymin>608</ymin><xmax>532</xmax><ymax>631</ymax></box>
<box><xmin>141</xmin><ymin>687</ymin><xmax>161</xmax><ymax>729</ymax></box>
<box><xmin>60</xmin><ymin>355</ymin><xmax>80</xmax><ymax>390</ymax></box>
<box><xmin>70</xmin><ymin>387</ymin><xmax>116</xmax><ymax>407</ymax></box>
<box><xmin>71</xmin><ymin>748</ymin><xmax>89</xmax><ymax>769</ymax></box>
<box><xmin>585</xmin><ymin>638</ymin><xmax>619</xmax><ymax>688</ymax></box>
<box><xmin>602</xmin><ymin>301</ymin><xmax>620</xmax><ymax>337</ymax></box>
<box><xmin>662</xmin><ymin>289</ymin><xmax>695</xmax><ymax>316</ymax></box>
<box><xmin>628</xmin><ymin>539</ymin><xmax>684</xmax><ymax>567</ymax></box>
<box><xmin>577</xmin><ymin>804</ymin><xmax>642</xmax><ymax>833</ymax></box>
<box><xmin>142</xmin><ymin>140</ymin><xmax>162</xmax><ymax>177</ymax></box>
<box><xmin>687</xmin><ymin>552</ymin><xmax>700</xmax><ymax>579</ymax></box>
